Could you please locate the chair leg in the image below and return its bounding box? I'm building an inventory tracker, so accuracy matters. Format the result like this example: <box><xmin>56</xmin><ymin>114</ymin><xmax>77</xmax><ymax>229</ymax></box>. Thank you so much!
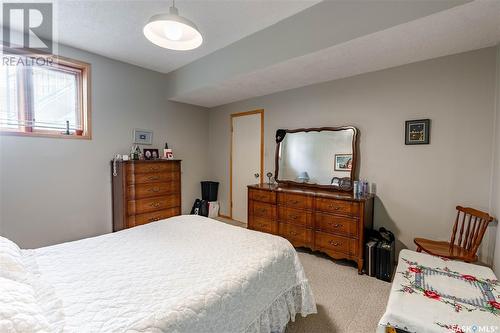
<box><xmin>416</xmin><ymin>246</ymin><xmax>422</xmax><ymax>253</ymax></box>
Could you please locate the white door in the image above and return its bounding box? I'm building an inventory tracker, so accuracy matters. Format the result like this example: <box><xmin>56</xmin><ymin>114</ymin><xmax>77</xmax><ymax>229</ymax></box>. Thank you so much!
<box><xmin>231</xmin><ymin>112</ymin><xmax>262</xmax><ymax>223</ymax></box>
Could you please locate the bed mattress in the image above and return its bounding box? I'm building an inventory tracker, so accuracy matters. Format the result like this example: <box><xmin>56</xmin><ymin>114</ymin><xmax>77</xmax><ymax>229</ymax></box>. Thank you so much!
<box><xmin>18</xmin><ymin>215</ymin><xmax>316</xmax><ymax>333</ymax></box>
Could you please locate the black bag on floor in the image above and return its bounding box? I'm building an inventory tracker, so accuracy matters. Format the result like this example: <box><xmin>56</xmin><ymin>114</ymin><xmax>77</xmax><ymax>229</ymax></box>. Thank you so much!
<box><xmin>199</xmin><ymin>200</ymin><xmax>209</xmax><ymax>217</ymax></box>
<box><xmin>191</xmin><ymin>199</ymin><xmax>209</xmax><ymax>217</ymax></box>
<box><xmin>191</xmin><ymin>199</ymin><xmax>202</xmax><ymax>215</ymax></box>
<box><xmin>375</xmin><ymin>227</ymin><xmax>395</xmax><ymax>282</ymax></box>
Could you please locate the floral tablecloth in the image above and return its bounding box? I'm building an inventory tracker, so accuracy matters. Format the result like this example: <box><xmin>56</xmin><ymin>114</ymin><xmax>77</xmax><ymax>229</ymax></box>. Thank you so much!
<box><xmin>377</xmin><ymin>249</ymin><xmax>500</xmax><ymax>333</ymax></box>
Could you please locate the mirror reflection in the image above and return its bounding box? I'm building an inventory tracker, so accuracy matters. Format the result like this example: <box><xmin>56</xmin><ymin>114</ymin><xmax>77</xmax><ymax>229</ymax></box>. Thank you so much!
<box><xmin>277</xmin><ymin>129</ymin><xmax>355</xmax><ymax>187</ymax></box>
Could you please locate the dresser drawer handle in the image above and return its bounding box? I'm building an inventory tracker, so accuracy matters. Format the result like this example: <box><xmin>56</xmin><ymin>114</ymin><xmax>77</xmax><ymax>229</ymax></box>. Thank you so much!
<box><xmin>150</xmin><ymin>202</ymin><xmax>161</xmax><ymax>208</ymax></box>
<box><xmin>149</xmin><ymin>187</ymin><xmax>161</xmax><ymax>192</ymax></box>
<box><xmin>289</xmin><ymin>200</ymin><xmax>299</xmax><ymax>205</ymax></box>
<box><xmin>329</xmin><ymin>223</ymin><xmax>342</xmax><ymax>228</ymax></box>
<box><xmin>289</xmin><ymin>231</ymin><xmax>298</xmax><ymax>236</ymax></box>
<box><xmin>148</xmin><ymin>217</ymin><xmax>160</xmax><ymax>222</ymax></box>
<box><xmin>255</xmin><ymin>195</ymin><xmax>265</xmax><ymax>200</ymax></box>
<box><xmin>149</xmin><ymin>167</ymin><xmax>160</xmax><ymax>172</ymax></box>
<box><xmin>290</xmin><ymin>215</ymin><xmax>298</xmax><ymax>220</ymax></box>
<box><xmin>328</xmin><ymin>240</ymin><xmax>341</xmax><ymax>247</ymax></box>
<box><xmin>258</xmin><ymin>208</ymin><xmax>267</xmax><ymax>214</ymax></box>
<box><xmin>148</xmin><ymin>176</ymin><xmax>160</xmax><ymax>181</ymax></box>
<box><xmin>328</xmin><ymin>205</ymin><xmax>341</xmax><ymax>210</ymax></box>
<box><xmin>258</xmin><ymin>223</ymin><xmax>266</xmax><ymax>228</ymax></box>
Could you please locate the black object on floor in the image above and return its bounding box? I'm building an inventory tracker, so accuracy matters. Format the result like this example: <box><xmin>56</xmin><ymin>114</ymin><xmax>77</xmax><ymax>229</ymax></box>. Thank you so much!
<box><xmin>201</xmin><ymin>181</ymin><xmax>219</xmax><ymax>201</ymax></box>
<box><xmin>375</xmin><ymin>227</ymin><xmax>395</xmax><ymax>282</ymax></box>
<box><xmin>190</xmin><ymin>199</ymin><xmax>209</xmax><ymax>217</ymax></box>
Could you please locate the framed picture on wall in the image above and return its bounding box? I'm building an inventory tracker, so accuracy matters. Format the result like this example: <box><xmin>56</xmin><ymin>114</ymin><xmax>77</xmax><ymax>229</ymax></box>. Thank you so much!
<box><xmin>405</xmin><ymin>119</ymin><xmax>430</xmax><ymax>145</ymax></box>
<box><xmin>334</xmin><ymin>154</ymin><xmax>353</xmax><ymax>171</ymax></box>
<box><xmin>133</xmin><ymin>129</ymin><xmax>153</xmax><ymax>145</ymax></box>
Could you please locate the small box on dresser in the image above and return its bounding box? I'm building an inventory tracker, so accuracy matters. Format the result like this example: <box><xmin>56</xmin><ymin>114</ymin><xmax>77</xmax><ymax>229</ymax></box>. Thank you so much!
<box><xmin>248</xmin><ymin>184</ymin><xmax>374</xmax><ymax>274</ymax></box>
<box><xmin>112</xmin><ymin>160</ymin><xmax>182</xmax><ymax>232</ymax></box>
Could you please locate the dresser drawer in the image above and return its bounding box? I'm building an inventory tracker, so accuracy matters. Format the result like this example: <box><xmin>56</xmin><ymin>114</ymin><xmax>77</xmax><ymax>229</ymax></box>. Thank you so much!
<box><xmin>128</xmin><ymin>207</ymin><xmax>180</xmax><ymax>227</ymax></box>
<box><xmin>278</xmin><ymin>206</ymin><xmax>312</xmax><ymax>228</ymax></box>
<box><xmin>249</xmin><ymin>217</ymin><xmax>276</xmax><ymax>234</ymax></box>
<box><xmin>251</xmin><ymin>201</ymin><xmax>276</xmax><ymax>219</ymax></box>
<box><xmin>126</xmin><ymin>162</ymin><xmax>180</xmax><ymax>174</ymax></box>
<box><xmin>315</xmin><ymin>213</ymin><xmax>358</xmax><ymax>238</ymax></box>
<box><xmin>315</xmin><ymin>231</ymin><xmax>358</xmax><ymax>256</ymax></box>
<box><xmin>278</xmin><ymin>193</ymin><xmax>313</xmax><ymax>210</ymax></box>
<box><xmin>127</xmin><ymin>182</ymin><xmax>180</xmax><ymax>199</ymax></box>
<box><xmin>315</xmin><ymin>197</ymin><xmax>360</xmax><ymax>216</ymax></box>
<box><xmin>249</xmin><ymin>189</ymin><xmax>276</xmax><ymax>204</ymax></box>
<box><xmin>127</xmin><ymin>172</ymin><xmax>179</xmax><ymax>184</ymax></box>
<box><xmin>278</xmin><ymin>223</ymin><xmax>313</xmax><ymax>246</ymax></box>
<box><xmin>127</xmin><ymin>195</ymin><xmax>181</xmax><ymax>215</ymax></box>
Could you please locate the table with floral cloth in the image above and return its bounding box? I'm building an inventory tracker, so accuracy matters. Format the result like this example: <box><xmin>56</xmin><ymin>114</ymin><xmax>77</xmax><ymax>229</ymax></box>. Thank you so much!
<box><xmin>378</xmin><ymin>249</ymin><xmax>500</xmax><ymax>333</ymax></box>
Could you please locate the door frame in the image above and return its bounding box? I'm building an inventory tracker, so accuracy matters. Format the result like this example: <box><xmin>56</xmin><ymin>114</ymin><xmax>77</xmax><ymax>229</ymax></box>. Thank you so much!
<box><xmin>229</xmin><ymin>109</ymin><xmax>264</xmax><ymax>220</ymax></box>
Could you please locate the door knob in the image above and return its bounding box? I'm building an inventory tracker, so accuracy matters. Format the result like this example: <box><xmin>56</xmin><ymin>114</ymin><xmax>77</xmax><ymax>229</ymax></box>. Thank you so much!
<box><xmin>254</xmin><ymin>173</ymin><xmax>260</xmax><ymax>178</ymax></box>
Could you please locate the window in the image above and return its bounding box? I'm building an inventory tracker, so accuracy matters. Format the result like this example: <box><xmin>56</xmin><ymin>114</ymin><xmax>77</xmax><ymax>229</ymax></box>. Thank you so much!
<box><xmin>0</xmin><ymin>52</ymin><xmax>91</xmax><ymax>139</ymax></box>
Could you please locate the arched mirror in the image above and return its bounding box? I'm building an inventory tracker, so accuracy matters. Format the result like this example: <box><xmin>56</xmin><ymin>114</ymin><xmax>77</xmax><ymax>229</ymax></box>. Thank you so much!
<box><xmin>274</xmin><ymin>126</ymin><xmax>358</xmax><ymax>191</ymax></box>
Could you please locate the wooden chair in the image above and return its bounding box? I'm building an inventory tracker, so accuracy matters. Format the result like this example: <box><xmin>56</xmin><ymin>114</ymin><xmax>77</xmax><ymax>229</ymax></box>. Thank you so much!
<box><xmin>414</xmin><ymin>206</ymin><xmax>495</xmax><ymax>263</ymax></box>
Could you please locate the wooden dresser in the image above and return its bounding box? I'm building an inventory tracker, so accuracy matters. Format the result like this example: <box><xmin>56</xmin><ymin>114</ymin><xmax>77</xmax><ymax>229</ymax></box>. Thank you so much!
<box><xmin>112</xmin><ymin>160</ymin><xmax>181</xmax><ymax>231</ymax></box>
<box><xmin>248</xmin><ymin>183</ymin><xmax>374</xmax><ymax>273</ymax></box>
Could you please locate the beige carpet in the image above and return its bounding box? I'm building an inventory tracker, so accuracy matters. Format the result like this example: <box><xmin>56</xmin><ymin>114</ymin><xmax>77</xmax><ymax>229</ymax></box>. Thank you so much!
<box><xmin>215</xmin><ymin>217</ymin><xmax>391</xmax><ymax>333</ymax></box>
<box><xmin>286</xmin><ymin>250</ymin><xmax>390</xmax><ymax>333</ymax></box>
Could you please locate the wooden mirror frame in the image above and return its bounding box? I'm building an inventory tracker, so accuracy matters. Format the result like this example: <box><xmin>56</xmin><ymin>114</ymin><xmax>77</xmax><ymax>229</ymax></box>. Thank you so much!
<box><xmin>274</xmin><ymin>126</ymin><xmax>359</xmax><ymax>192</ymax></box>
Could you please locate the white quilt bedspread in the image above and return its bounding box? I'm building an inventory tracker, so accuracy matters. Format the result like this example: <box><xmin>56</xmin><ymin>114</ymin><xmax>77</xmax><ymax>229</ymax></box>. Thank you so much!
<box><xmin>22</xmin><ymin>215</ymin><xmax>316</xmax><ymax>333</ymax></box>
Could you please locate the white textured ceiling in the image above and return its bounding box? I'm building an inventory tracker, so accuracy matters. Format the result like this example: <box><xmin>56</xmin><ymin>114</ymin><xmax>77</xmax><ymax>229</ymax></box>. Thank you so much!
<box><xmin>171</xmin><ymin>0</ymin><xmax>500</xmax><ymax>107</ymax></box>
<box><xmin>52</xmin><ymin>0</ymin><xmax>320</xmax><ymax>73</ymax></box>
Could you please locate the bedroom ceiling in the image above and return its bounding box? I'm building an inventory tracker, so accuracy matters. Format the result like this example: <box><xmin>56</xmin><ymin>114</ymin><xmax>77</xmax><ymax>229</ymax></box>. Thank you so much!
<box><xmin>165</xmin><ymin>0</ymin><xmax>500</xmax><ymax>107</ymax></box>
<box><xmin>51</xmin><ymin>0</ymin><xmax>320</xmax><ymax>74</ymax></box>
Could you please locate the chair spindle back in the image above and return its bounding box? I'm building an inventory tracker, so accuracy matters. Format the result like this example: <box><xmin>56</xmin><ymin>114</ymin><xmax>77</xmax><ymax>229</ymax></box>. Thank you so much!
<box><xmin>449</xmin><ymin>206</ymin><xmax>494</xmax><ymax>258</ymax></box>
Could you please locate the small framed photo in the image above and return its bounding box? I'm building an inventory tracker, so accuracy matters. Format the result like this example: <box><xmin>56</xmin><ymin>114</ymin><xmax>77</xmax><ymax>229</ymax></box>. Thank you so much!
<box><xmin>334</xmin><ymin>154</ymin><xmax>353</xmax><ymax>171</ymax></box>
<box><xmin>133</xmin><ymin>129</ymin><xmax>153</xmax><ymax>145</ymax></box>
<box><xmin>405</xmin><ymin>119</ymin><xmax>430</xmax><ymax>145</ymax></box>
<box><xmin>143</xmin><ymin>149</ymin><xmax>159</xmax><ymax>160</ymax></box>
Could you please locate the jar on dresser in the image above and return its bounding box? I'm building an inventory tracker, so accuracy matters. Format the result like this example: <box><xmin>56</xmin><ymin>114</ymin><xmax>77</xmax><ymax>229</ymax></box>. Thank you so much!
<box><xmin>111</xmin><ymin>160</ymin><xmax>181</xmax><ymax>231</ymax></box>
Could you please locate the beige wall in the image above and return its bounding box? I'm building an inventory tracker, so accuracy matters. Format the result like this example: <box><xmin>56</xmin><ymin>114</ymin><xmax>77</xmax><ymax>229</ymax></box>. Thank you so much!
<box><xmin>208</xmin><ymin>48</ymin><xmax>497</xmax><ymax>262</ymax></box>
<box><xmin>492</xmin><ymin>45</ymin><xmax>500</xmax><ymax>274</ymax></box>
<box><xmin>0</xmin><ymin>45</ymin><xmax>209</xmax><ymax>248</ymax></box>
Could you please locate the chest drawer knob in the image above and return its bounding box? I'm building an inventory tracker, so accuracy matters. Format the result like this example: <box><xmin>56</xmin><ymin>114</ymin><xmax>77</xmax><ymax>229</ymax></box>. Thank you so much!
<box><xmin>328</xmin><ymin>240</ymin><xmax>341</xmax><ymax>247</ymax></box>
<box><xmin>329</xmin><ymin>223</ymin><xmax>342</xmax><ymax>228</ymax></box>
<box><xmin>149</xmin><ymin>187</ymin><xmax>161</xmax><ymax>193</ymax></box>
<box><xmin>290</xmin><ymin>200</ymin><xmax>299</xmax><ymax>205</ymax></box>
<box><xmin>290</xmin><ymin>215</ymin><xmax>298</xmax><ymax>220</ymax></box>
<box><xmin>148</xmin><ymin>176</ymin><xmax>160</xmax><ymax>181</ymax></box>
<box><xmin>150</xmin><ymin>202</ymin><xmax>161</xmax><ymax>208</ymax></box>
<box><xmin>289</xmin><ymin>231</ymin><xmax>298</xmax><ymax>236</ymax></box>
<box><xmin>148</xmin><ymin>217</ymin><xmax>160</xmax><ymax>222</ymax></box>
<box><xmin>149</xmin><ymin>167</ymin><xmax>160</xmax><ymax>172</ymax></box>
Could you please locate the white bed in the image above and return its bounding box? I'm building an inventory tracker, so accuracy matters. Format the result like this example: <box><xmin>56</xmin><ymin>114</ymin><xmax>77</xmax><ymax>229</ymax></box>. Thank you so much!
<box><xmin>0</xmin><ymin>215</ymin><xmax>316</xmax><ymax>333</ymax></box>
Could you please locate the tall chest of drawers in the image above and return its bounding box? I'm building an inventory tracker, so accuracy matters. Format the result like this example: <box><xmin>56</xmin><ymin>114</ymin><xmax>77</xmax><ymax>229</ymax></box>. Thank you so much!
<box><xmin>112</xmin><ymin>160</ymin><xmax>181</xmax><ymax>231</ymax></box>
<box><xmin>248</xmin><ymin>184</ymin><xmax>374</xmax><ymax>273</ymax></box>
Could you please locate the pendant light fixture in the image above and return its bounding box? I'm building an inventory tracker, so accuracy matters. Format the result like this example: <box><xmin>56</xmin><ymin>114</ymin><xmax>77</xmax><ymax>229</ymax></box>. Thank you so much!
<box><xmin>143</xmin><ymin>0</ymin><xmax>203</xmax><ymax>51</ymax></box>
